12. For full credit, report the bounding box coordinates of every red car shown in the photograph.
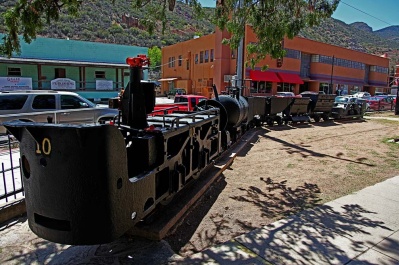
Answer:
[366,97,393,111]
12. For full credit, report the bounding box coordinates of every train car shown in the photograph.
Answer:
[300,92,336,122]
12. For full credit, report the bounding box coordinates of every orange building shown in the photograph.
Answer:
[161,27,389,97]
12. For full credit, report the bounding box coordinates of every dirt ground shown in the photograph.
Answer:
[164,112,399,257]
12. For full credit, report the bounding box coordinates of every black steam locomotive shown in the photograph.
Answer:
[4,55,366,245]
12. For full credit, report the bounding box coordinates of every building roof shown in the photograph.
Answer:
[0,34,148,66]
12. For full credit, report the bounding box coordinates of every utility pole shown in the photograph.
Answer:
[330,55,335,94]
[236,0,244,96]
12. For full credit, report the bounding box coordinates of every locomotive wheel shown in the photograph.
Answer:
[267,118,274,126]
[314,116,321,122]
[322,114,330,121]
[275,116,283,126]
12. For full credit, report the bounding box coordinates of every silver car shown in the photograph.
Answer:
[0,90,118,134]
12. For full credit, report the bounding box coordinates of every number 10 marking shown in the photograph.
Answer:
[36,138,52,155]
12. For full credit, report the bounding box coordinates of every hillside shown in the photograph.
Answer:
[299,18,399,69]
[0,0,215,48]
[1,0,398,70]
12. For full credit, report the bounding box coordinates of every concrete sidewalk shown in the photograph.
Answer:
[1,176,399,264]
[172,176,399,264]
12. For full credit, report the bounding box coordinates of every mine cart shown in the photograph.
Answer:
[331,96,367,119]
[283,97,311,124]
[247,96,292,126]
[301,92,336,122]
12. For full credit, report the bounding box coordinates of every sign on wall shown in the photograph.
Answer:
[96,80,113,90]
[0,77,32,91]
[51,78,76,90]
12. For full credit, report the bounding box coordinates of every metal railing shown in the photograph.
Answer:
[0,134,23,205]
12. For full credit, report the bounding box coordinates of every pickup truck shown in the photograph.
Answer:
[152,95,207,115]
[0,90,118,134]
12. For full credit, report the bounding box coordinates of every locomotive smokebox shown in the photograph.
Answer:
[4,122,132,245]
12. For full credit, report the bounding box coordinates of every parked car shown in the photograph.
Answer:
[374,92,388,96]
[386,94,397,103]
[167,88,187,98]
[300,91,327,96]
[276,92,297,97]
[365,96,393,111]
[333,96,367,117]
[352,92,371,98]
[0,90,118,134]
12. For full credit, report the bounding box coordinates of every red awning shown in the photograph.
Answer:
[277,73,304,84]
[249,70,281,82]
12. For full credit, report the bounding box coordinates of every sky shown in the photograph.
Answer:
[199,0,398,31]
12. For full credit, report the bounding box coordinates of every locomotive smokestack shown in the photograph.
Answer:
[212,84,220,101]
[126,56,149,129]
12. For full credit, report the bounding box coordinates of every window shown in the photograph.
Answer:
[55,68,66,78]
[252,81,272,94]
[277,83,292,92]
[32,95,56,110]
[200,51,204,63]
[61,95,89,109]
[0,95,28,110]
[311,55,320,62]
[191,98,197,108]
[204,50,209,63]
[284,49,300,59]
[315,55,365,70]
[171,57,175,67]
[95,71,106,79]
[210,49,214,62]
[319,55,334,64]
[7,67,21,76]
[178,55,182,66]
[168,57,175,67]
[195,54,199,64]
[371,66,388,73]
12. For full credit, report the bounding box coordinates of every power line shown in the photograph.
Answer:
[341,1,394,27]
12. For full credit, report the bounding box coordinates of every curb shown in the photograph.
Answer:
[0,198,26,225]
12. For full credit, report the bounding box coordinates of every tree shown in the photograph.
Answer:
[1,0,339,66]
[213,0,339,68]
[148,46,162,69]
